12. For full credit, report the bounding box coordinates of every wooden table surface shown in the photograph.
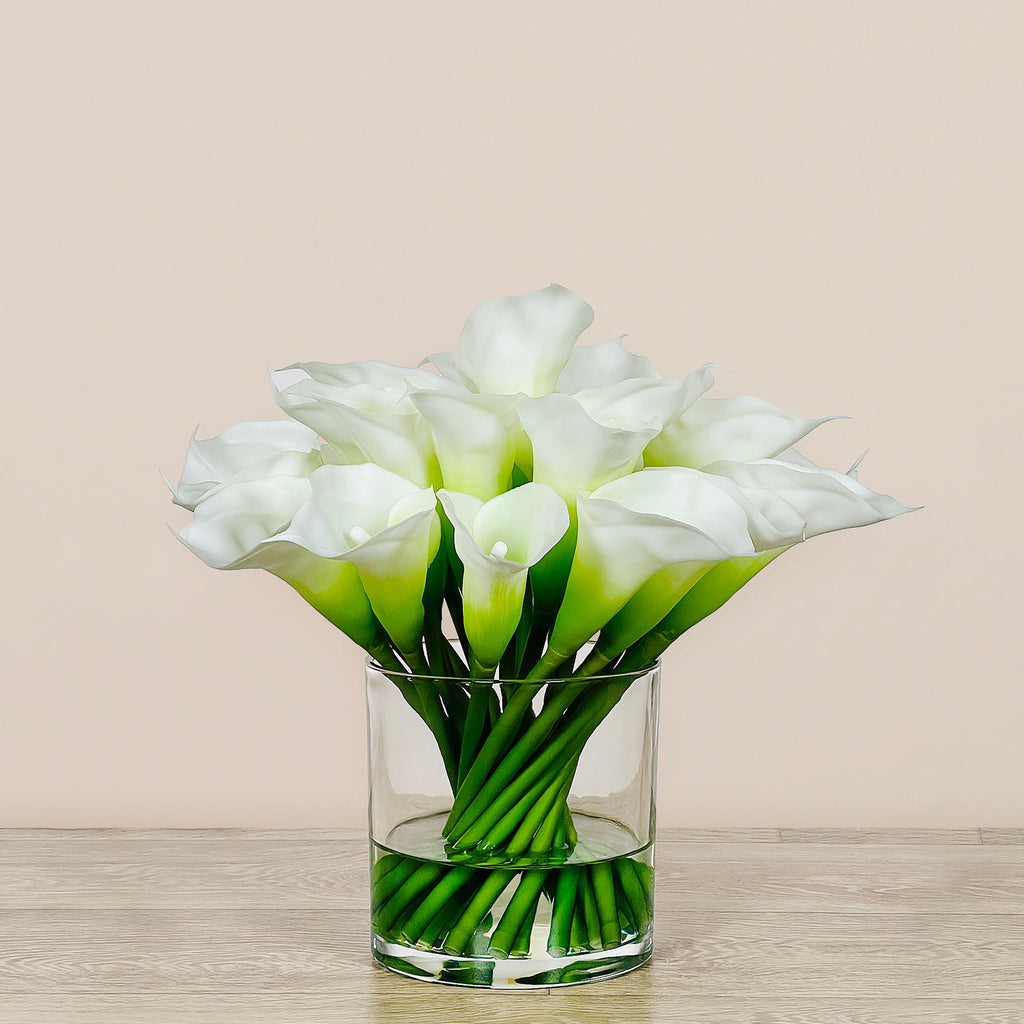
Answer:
[1,828,1022,1022]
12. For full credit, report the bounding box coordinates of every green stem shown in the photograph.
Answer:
[505,756,577,856]
[578,869,602,950]
[372,855,419,906]
[457,685,492,789]
[488,869,549,958]
[443,683,543,835]
[447,678,630,850]
[546,865,580,957]
[442,870,515,955]
[591,861,620,947]
[613,858,650,932]
[416,877,479,950]
[530,771,575,855]
[376,862,445,933]
[399,865,476,945]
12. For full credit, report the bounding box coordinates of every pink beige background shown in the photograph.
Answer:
[2,2,1021,827]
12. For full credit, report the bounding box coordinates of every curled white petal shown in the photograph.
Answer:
[410,391,521,500]
[705,458,916,539]
[645,395,841,469]
[556,336,659,392]
[573,365,715,431]
[274,465,440,654]
[456,284,594,396]
[518,393,657,504]
[272,375,440,488]
[278,359,444,394]
[170,420,321,510]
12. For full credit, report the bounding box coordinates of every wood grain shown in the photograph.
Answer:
[0,828,1020,1020]
[4,993,1024,1024]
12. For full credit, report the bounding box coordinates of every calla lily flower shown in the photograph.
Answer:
[169,420,322,510]
[572,366,715,432]
[538,468,759,675]
[623,457,916,667]
[704,456,915,538]
[273,464,441,658]
[517,393,658,505]
[453,284,594,396]
[439,485,569,672]
[410,390,522,501]
[645,395,840,469]
[174,473,384,652]
[555,336,659,392]
[271,367,441,488]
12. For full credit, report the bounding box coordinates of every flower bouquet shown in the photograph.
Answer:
[170,285,912,987]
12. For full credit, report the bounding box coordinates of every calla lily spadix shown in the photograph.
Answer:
[169,420,322,510]
[439,484,569,673]
[273,464,441,662]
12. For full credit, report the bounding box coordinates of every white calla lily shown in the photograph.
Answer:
[169,420,321,510]
[272,371,441,488]
[410,390,522,500]
[555,335,659,392]
[623,457,916,667]
[455,284,594,396]
[175,474,384,652]
[274,464,441,658]
[572,366,715,431]
[517,393,657,505]
[536,468,757,675]
[704,457,915,539]
[439,485,569,672]
[645,395,841,469]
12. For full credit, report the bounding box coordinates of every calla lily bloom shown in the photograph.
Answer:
[169,420,322,510]
[273,464,441,658]
[645,395,840,469]
[704,456,915,538]
[622,457,916,668]
[517,393,657,505]
[537,468,758,676]
[271,368,441,488]
[411,390,522,501]
[174,474,384,653]
[439,484,569,672]
[572,366,715,432]
[555,336,659,392]
[453,284,594,396]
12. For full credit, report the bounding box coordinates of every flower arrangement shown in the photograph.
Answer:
[170,284,912,985]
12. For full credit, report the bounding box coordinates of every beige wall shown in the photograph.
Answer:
[2,2,1021,827]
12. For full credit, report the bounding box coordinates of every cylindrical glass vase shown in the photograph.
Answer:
[365,658,659,988]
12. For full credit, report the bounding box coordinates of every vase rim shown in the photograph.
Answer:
[364,652,660,686]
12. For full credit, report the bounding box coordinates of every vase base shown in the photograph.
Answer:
[372,933,652,989]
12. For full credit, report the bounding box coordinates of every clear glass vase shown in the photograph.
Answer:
[365,656,659,988]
